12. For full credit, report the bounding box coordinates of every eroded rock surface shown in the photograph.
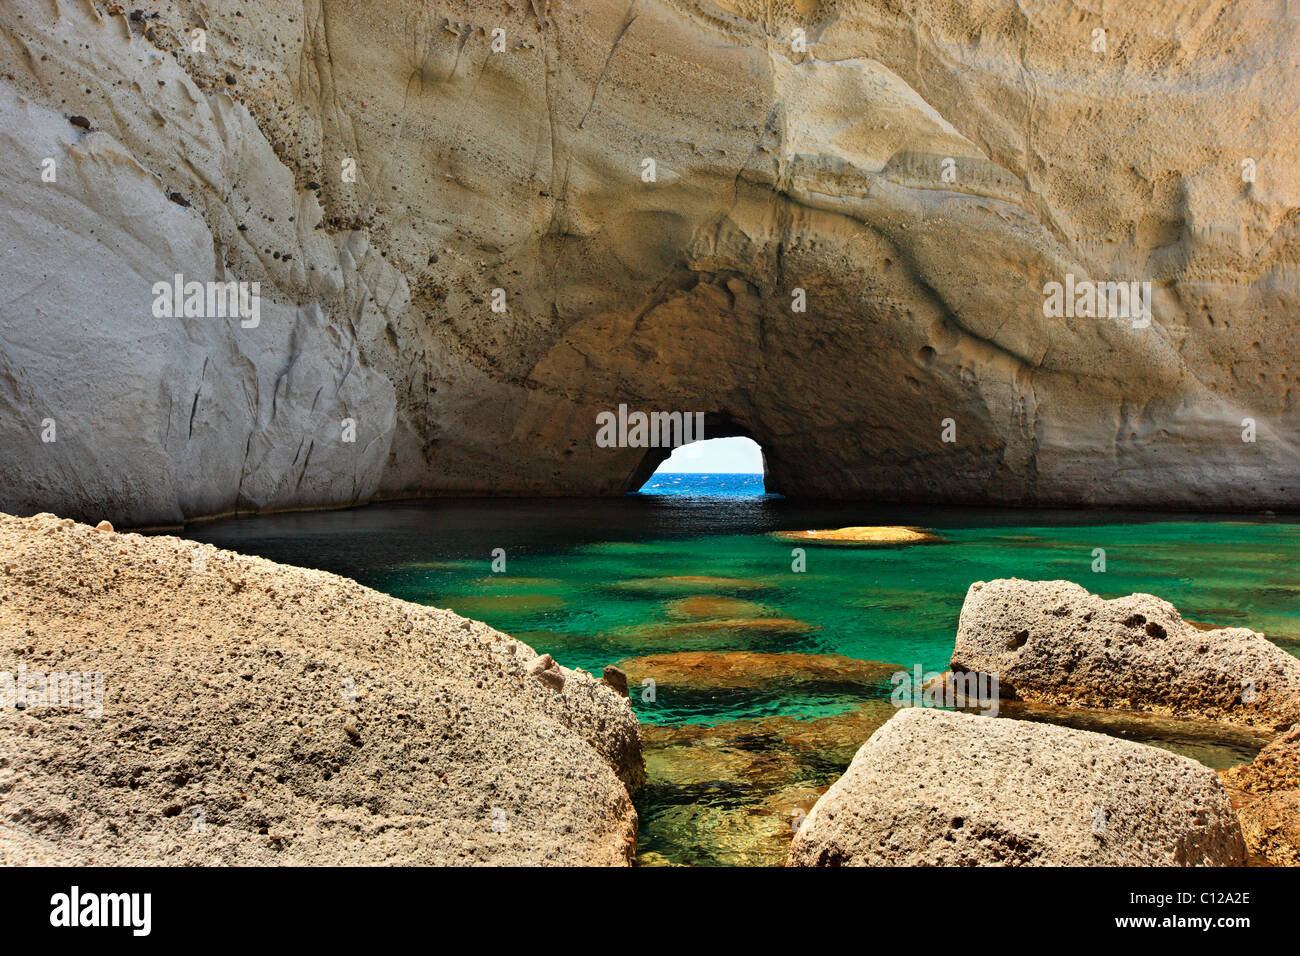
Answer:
[1223,722,1300,793]
[0,512,642,865]
[1236,790,1300,867]
[1222,722,1300,865]
[2,1,1300,524]
[788,708,1246,866]
[953,579,1300,732]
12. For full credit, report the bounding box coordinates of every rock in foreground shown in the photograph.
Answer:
[1222,722,1300,865]
[953,579,1300,732]
[1236,791,1300,867]
[1223,723,1300,794]
[0,513,642,866]
[788,708,1245,866]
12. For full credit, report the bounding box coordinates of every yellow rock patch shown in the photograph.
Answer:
[774,526,940,546]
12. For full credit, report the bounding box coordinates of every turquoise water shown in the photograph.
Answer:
[189,485,1300,865]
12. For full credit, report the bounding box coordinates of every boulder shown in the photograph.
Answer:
[1221,722,1300,866]
[1222,722,1300,794]
[953,579,1300,732]
[788,708,1246,866]
[1236,791,1300,867]
[0,512,642,865]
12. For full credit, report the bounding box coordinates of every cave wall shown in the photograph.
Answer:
[0,0,1297,524]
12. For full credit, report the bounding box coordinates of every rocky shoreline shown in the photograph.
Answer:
[791,578,1300,867]
[4,514,1297,867]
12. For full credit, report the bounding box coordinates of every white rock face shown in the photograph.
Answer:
[788,707,1246,866]
[0,10,399,526]
[2,1,1299,522]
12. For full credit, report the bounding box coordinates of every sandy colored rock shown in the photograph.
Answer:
[1235,790,1300,867]
[1220,722,1300,865]
[953,579,1300,732]
[526,653,567,692]
[774,527,940,546]
[4,1,1300,523]
[600,665,630,698]
[788,708,1246,866]
[618,651,898,692]
[0,512,642,865]
[1222,723,1300,793]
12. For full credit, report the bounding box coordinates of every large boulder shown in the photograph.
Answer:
[0,512,642,865]
[1221,722,1300,866]
[1236,791,1300,867]
[788,708,1245,866]
[953,579,1300,732]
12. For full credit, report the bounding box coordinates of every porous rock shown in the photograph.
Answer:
[788,708,1246,866]
[0,512,643,865]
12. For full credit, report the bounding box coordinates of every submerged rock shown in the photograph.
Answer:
[613,576,768,595]
[774,527,940,547]
[610,617,816,654]
[441,593,567,617]
[0,512,642,866]
[617,651,898,693]
[637,705,896,866]
[788,708,1246,867]
[642,703,896,788]
[953,579,1300,732]
[663,595,773,619]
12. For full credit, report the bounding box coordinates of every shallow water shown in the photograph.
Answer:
[188,482,1298,866]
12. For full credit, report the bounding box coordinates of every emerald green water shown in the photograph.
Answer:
[190,497,1300,866]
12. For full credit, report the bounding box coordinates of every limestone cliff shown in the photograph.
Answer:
[1,0,1297,524]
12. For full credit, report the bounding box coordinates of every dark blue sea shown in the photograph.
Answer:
[635,473,768,498]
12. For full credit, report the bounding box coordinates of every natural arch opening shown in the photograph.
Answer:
[633,436,768,497]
